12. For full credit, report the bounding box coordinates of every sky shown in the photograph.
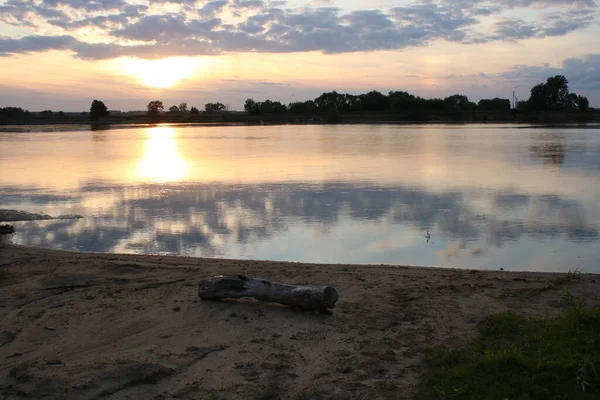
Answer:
[0,0,599,111]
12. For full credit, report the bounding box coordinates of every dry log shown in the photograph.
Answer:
[0,224,15,235]
[198,275,339,313]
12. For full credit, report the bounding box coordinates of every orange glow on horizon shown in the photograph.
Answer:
[114,57,206,88]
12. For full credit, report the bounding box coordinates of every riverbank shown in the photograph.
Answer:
[0,244,599,399]
[2,108,599,127]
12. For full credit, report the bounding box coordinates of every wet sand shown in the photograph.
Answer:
[0,243,598,399]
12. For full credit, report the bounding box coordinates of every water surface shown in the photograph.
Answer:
[1,123,599,272]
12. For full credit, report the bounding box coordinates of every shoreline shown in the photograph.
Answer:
[1,243,599,399]
[1,109,599,130]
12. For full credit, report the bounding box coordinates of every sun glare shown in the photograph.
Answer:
[116,57,203,88]
[138,127,187,182]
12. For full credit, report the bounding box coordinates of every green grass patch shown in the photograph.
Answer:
[422,300,600,399]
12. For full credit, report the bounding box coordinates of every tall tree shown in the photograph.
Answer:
[147,100,164,116]
[90,100,109,119]
[526,75,587,111]
[179,102,188,113]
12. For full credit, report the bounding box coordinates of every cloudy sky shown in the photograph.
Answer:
[1,0,599,111]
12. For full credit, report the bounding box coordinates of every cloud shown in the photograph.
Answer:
[0,35,77,55]
[490,6,596,39]
[503,53,600,90]
[199,0,229,16]
[0,0,598,59]
[41,0,127,12]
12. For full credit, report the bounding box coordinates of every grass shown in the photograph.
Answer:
[553,268,583,285]
[421,296,600,399]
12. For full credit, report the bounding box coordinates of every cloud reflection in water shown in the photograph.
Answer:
[5,181,598,272]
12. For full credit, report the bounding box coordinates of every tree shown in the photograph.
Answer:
[259,100,286,114]
[90,100,109,119]
[444,94,476,110]
[205,102,227,113]
[525,75,585,111]
[314,91,345,111]
[147,100,164,116]
[190,106,200,115]
[179,102,188,113]
[289,100,317,113]
[0,107,28,118]
[244,98,260,114]
[389,91,421,111]
[359,91,390,111]
[169,105,179,113]
[578,95,589,112]
[478,98,511,111]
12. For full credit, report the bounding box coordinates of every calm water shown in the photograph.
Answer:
[1,123,599,273]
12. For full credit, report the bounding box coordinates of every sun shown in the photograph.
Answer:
[116,57,202,88]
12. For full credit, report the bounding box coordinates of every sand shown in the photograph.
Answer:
[0,243,599,399]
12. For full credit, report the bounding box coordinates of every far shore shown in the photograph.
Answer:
[1,243,599,399]
[1,108,599,129]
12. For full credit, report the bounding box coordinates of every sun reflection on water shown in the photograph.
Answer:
[137,127,186,182]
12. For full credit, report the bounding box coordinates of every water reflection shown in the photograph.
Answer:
[530,131,567,166]
[137,127,186,182]
[3,181,598,271]
[1,124,599,272]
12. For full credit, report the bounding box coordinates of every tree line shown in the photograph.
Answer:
[241,75,588,115]
[137,75,589,117]
[0,75,591,123]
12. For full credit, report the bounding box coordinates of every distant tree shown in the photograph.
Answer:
[169,105,180,113]
[39,110,53,117]
[577,95,590,112]
[190,106,200,115]
[0,107,29,123]
[314,91,345,111]
[259,100,286,114]
[389,91,422,111]
[289,100,317,113]
[179,102,188,113]
[359,91,390,111]
[0,107,28,118]
[57,111,65,117]
[244,98,260,114]
[90,100,109,119]
[525,75,586,111]
[444,94,476,110]
[478,98,511,111]
[205,102,227,113]
[242,99,286,115]
[147,100,164,116]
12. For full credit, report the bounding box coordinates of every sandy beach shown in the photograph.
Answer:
[0,243,599,399]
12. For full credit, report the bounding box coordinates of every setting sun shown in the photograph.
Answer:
[115,57,204,88]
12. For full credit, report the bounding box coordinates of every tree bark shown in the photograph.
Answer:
[198,275,339,313]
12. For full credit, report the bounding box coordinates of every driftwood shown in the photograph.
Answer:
[198,275,339,313]
[0,225,15,235]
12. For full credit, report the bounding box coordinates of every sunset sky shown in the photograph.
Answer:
[1,0,599,111]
